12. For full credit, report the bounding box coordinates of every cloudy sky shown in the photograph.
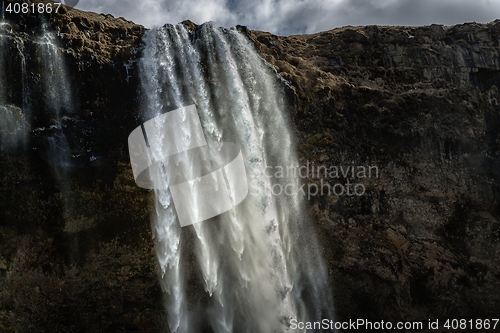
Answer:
[75,0,500,35]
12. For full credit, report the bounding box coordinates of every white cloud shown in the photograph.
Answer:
[76,0,500,35]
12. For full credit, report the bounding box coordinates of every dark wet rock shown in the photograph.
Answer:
[248,22,500,325]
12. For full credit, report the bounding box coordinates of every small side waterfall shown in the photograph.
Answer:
[37,20,73,118]
[35,19,74,182]
[0,20,29,153]
[0,14,74,185]
[34,19,79,262]
[139,23,333,332]
[0,23,5,104]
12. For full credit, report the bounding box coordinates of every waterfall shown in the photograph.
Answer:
[0,22,7,105]
[138,23,333,332]
[37,20,73,119]
[0,18,29,154]
[34,18,79,262]
[0,14,74,180]
[35,19,74,181]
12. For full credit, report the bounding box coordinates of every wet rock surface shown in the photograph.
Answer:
[249,22,500,326]
[1,2,500,331]
[0,2,164,332]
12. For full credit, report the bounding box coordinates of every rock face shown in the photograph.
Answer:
[0,3,166,332]
[1,1,500,331]
[249,23,500,325]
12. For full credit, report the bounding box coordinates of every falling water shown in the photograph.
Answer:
[0,21,7,104]
[0,18,28,153]
[139,23,333,332]
[36,19,74,180]
[0,15,73,174]
[35,18,79,262]
[37,19,73,117]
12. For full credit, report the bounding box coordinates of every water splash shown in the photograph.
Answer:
[139,23,334,332]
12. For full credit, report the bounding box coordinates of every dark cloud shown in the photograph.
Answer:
[76,0,500,35]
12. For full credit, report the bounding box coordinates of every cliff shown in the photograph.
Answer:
[0,3,164,332]
[1,2,499,331]
[248,23,500,324]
